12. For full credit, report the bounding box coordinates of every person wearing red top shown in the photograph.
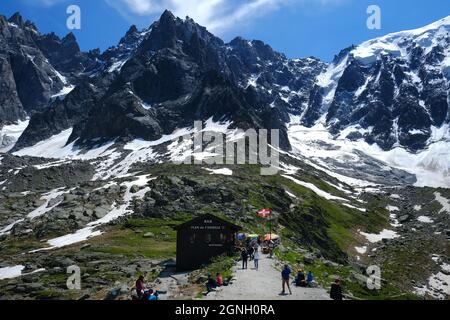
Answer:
[216,273,223,287]
[135,275,145,299]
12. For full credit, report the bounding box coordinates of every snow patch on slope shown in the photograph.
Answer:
[315,56,349,112]
[288,117,450,188]
[108,59,128,73]
[434,193,450,214]
[13,128,118,161]
[30,175,154,251]
[0,188,69,236]
[0,120,30,153]
[11,118,234,181]
[28,188,67,219]
[0,265,25,280]
[282,174,348,202]
[0,219,24,236]
[51,85,75,100]
[355,246,367,255]
[415,271,450,300]
[204,168,233,176]
[417,216,434,223]
[360,229,400,243]
[13,129,75,158]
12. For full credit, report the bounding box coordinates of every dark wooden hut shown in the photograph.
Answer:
[174,214,241,271]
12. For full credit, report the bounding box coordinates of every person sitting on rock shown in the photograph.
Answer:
[216,273,223,287]
[206,273,217,292]
[330,279,343,300]
[135,275,145,299]
[143,289,153,300]
[149,290,159,301]
[307,271,314,287]
[295,269,307,287]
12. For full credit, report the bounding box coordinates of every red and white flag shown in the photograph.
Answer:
[258,208,271,217]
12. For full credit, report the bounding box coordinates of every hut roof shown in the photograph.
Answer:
[174,213,242,231]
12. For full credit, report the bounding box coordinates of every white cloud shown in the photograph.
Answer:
[105,0,342,34]
[119,0,165,14]
[20,0,344,35]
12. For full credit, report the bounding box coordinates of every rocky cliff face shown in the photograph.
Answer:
[0,12,98,127]
[13,10,308,151]
[1,11,450,180]
[302,17,450,151]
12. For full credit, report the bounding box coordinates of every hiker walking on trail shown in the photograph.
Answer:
[281,265,292,295]
[241,248,248,269]
[247,245,254,261]
[330,279,343,300]
[268,240,275,258]
[253,245,261,270]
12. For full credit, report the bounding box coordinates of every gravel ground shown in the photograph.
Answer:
[206,254,331,300]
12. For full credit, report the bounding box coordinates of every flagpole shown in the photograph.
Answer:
[269,214,272,258]
[269,217,272,241]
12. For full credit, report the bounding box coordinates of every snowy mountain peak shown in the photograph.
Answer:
[1,11,450,189]
[401,14,450,36]
[352,15,450,65]
[295,15,450,187]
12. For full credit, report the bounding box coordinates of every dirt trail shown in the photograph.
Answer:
[206,254,331,300]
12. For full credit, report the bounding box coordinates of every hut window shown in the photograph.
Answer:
[190,233,196,244]
[220,233,226,243]
[205,233,212,244]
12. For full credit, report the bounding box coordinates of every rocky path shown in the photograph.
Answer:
[153,269,192,300]
[206,254,331,300]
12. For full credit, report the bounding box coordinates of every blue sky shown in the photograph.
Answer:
[1,0,449,61]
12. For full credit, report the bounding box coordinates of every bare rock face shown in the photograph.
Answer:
[2,10,450,157]
[0,12,97,127]
[0,55,26,125]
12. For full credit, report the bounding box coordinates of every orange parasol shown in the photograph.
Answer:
[264,234,280,241]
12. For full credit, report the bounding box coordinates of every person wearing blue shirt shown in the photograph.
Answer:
[281,265,292,295]
[149,291,159,300]
[307,271,314,287]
